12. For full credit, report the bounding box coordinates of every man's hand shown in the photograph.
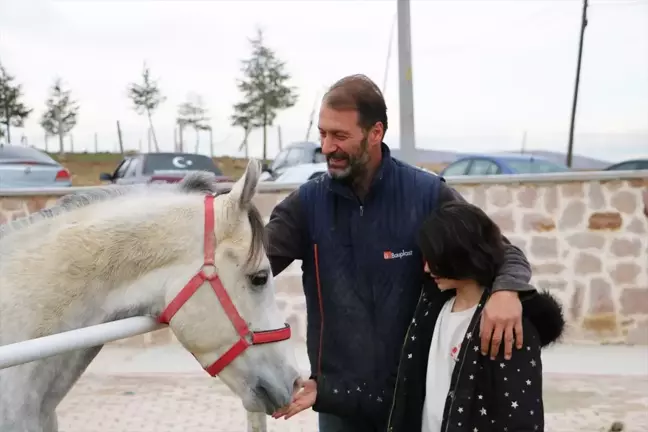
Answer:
[480,290,523,360]
[272,379,317,420]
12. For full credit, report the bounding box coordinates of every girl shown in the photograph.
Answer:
[387,201,565,432]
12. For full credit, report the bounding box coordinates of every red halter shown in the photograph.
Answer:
[157,194,291,376]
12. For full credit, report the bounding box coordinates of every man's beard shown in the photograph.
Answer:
[326,136,370,186]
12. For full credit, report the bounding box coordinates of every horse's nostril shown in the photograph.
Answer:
[256,378,290,412]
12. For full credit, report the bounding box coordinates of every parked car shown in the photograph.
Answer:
[268,162,329,185]
[99,152,232,185]
[0,144,72,188]
[262,141,326,180]
[604,159,648,171]
[439,154,571,177]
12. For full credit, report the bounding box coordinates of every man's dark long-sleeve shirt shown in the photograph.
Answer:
[264,143,534,429]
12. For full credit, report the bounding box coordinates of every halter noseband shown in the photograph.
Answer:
[157,194,291,376]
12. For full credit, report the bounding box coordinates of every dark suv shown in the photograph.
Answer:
[99,152,232,185]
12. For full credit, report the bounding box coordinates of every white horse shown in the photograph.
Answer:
[0,160,299,432]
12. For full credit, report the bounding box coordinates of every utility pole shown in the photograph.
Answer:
[397,0,416,165]
[94,132,98,153]
[277,125,283,152]
[566,0,588,168]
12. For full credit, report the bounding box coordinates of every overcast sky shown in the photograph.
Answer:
[1,0,647,162]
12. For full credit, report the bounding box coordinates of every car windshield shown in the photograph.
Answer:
[0,145,57,165]
[506,159,569,174]
[141,153,223,175]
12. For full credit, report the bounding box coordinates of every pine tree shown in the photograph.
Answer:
[128,62,166,152]
[231,28,298,160]
[0,61,32,144]
[39,78,79,155]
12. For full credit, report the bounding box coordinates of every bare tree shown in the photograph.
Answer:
[127,62,165,152]
[176,92,210,153]
[40,78,79,156]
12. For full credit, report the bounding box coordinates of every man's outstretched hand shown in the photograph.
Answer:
[480,290,523,360]
[272,379,317,420]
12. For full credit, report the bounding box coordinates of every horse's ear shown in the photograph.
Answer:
[228,158,261,210]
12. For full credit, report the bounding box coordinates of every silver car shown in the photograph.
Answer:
[0,145,72,188]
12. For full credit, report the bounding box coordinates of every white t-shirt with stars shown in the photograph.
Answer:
[422,297,478,432]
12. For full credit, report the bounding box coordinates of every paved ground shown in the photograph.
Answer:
[56,343,648,432]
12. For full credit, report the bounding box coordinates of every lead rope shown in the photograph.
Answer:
[246,411,267,432]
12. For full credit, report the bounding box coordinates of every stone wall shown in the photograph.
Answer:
[1,171,647,348]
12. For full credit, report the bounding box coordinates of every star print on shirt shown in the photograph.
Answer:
[511,401,518,409]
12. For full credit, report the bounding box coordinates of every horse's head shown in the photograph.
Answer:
[163,160,300,414]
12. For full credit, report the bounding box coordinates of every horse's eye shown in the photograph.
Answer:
[248,270,268,287]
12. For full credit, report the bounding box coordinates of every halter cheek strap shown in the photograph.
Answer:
[157,194,291,376]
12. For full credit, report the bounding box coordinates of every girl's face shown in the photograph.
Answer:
[424,262,459,291]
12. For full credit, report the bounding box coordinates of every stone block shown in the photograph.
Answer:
[610,262,641,285]
[489,210,516,232]
[601,180,624,192]
[588,212,622,231]
[610,238,642,258]
[626,217,647,234]
[532,262,566,275]
[543,186,559,213]
[522,213,556,232]
[574,252,602,275]
[517,186,538,209]
[560,182,584,198]
[530,236,558,258]
[569,282,585,320]
[471,185,487,208]
[626,319,648,344]
[587,182,606,210]
[587,278,614,314]
[0,198,25,211]
[610,190,637,214]
[536,279,568,291]
[581,313,618,334]
[565,233,605,250]
[488,186,513,208]
[558,200,586,230]
[620,288,648,315]
[505,235,527,252]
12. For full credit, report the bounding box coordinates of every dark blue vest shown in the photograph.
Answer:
[298,145,442,384]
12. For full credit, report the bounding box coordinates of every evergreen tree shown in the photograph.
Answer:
[231,28,298,160]
[0,61,32,144]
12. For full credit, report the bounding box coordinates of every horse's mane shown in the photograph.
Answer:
[0,172,266,266]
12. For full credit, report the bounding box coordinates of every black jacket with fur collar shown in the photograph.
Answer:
[385,278,565,432]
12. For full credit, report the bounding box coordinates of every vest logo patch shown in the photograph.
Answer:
[383,250,413,260]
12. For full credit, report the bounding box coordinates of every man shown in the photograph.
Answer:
[267,74,535,432]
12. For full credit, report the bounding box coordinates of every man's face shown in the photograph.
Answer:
[318,105,380,182]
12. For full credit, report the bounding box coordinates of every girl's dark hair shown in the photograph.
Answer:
[417,200,506,288]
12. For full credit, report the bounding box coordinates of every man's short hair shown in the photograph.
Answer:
[417,201,506,288]
[323,74,388,138]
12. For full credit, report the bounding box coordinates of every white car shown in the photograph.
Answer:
[270,162,329,185]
